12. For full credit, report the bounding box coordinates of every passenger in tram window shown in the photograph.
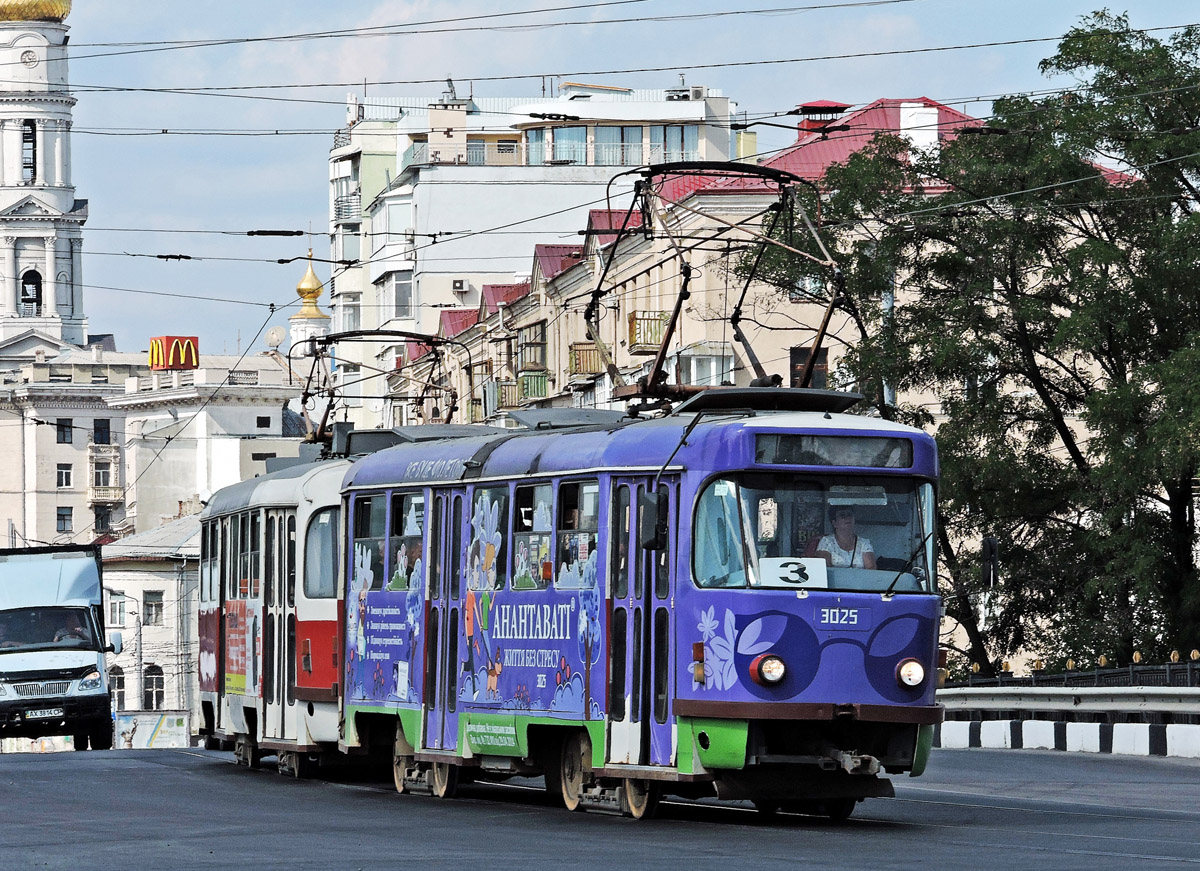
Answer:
[815,506,877,570]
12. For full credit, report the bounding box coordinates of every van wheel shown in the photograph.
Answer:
[824,798,856,821]
[89,727,113,750]
[72,733,89,751]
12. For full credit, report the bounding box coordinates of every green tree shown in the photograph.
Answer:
[749,13,1200,672]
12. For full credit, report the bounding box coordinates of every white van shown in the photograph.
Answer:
[0,546,122,750]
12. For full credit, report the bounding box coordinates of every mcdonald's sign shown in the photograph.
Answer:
[148,336,200,371]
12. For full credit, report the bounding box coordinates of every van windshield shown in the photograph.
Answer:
[0,606,100,654]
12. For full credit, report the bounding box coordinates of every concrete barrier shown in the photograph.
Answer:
[934,721,1183,758]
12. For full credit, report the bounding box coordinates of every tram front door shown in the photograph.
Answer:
[607,477,675,767]
[423,490,462,753]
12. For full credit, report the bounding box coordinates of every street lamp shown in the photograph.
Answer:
[103,587,142,711]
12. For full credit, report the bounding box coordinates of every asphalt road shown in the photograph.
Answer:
[1,747,1198,870]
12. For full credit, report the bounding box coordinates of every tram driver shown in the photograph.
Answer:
[815,506,877,570]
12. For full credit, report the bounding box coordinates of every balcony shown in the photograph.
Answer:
[628,311,671,355]
[333,128,351,149]
[89,443,120,459]
[499,381,520,409]
[88,486,123,505]
[518,372,548,401]
[568,343,604,377]
[334,193,361,223]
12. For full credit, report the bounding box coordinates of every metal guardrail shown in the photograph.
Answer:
[939,686,1200,716]
[951,662,1200,688]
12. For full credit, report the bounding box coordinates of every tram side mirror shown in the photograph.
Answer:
[107,632,123,656]
[638,489,668,551]
[980,536,999,589]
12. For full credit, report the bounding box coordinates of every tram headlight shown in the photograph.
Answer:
[896,658,926,688]
[750,654,787,686]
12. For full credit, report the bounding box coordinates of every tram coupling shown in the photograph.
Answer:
[818,745,881,776]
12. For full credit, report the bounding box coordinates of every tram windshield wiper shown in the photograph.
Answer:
[883,530,934,597]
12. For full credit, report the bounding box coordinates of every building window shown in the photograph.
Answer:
[256,415,270,429]
[143,665,164,711]
[108,590,125,626]
[56,507,72,533]
[94,461,111,488]
[518,321,547,370]
[393,271,413,319]
[110,666,125,711]
[56,464,72,488]
[340,294,360,332]
[19,271,42,316]
[790,346,828,389]
[251,452,276,462]
[552,126,587,164]
[595,125,643,165]
[650,124,699,163]
[679,354,733,387]
[94,508,111,533]
[21,119,35,184]
[526,128,546,165]
[386,201,412,243]
[93,419,111,445]
[143,591,164,626]
[56,418,72,444]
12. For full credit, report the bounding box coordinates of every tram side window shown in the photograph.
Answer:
[286,515,297,608]
[512,483,553,591]
[265,516,276,606]
[305,508,340,599]
[694,478,749,588]
[469,487,509,591]
[236,513,247,597]
[556,480,599,590]
[387,493,424,591]
[611,486,630,599]
[248,512,261,598]
[220,522,229,600]
[352,496,386,591]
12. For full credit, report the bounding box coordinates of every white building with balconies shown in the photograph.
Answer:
[327,80,739,427]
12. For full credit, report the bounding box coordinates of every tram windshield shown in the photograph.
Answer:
[693,474,935,594]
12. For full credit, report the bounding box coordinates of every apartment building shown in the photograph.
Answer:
[327,80,739,427]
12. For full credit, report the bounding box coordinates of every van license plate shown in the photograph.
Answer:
[26,708,64,719]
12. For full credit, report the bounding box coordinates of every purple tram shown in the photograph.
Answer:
[339,389,941,819]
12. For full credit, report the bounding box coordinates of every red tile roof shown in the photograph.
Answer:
[404,340,433,363]
[439,307,479,338]
[657,97,980,203]
[534,244,584,281]
[586,208,644,246]
[481,281,531,316]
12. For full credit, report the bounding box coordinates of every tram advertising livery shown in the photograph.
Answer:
[199,389,942,819]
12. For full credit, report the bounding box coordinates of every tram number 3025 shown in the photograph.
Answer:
[818,608,860,626]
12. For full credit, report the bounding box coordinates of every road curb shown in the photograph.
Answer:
[935,721,1200,758]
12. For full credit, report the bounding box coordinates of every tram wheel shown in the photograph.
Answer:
[623,779,660,820]
[559,731,589,812]
[429,762,459,799]
[824,798,856,821]
[235,737,261,769]
[393,753,414,794]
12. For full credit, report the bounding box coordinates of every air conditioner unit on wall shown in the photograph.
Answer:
[452,279,466,293]
[690,86,708,101]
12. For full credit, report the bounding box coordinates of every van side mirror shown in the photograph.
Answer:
[638,489,668,551]
[980,537,999,588]
[107,632,123,656]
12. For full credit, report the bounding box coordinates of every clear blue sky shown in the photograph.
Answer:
[62,1,1193,355]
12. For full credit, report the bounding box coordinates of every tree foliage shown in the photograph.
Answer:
[748,13,1200,672]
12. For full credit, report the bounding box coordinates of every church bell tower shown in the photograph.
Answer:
[0,0,85,348]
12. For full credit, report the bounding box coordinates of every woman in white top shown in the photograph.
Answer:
[815,506,877,570]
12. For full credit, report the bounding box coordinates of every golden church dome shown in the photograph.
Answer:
[291,251,330,321]
[0,1,72,22]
